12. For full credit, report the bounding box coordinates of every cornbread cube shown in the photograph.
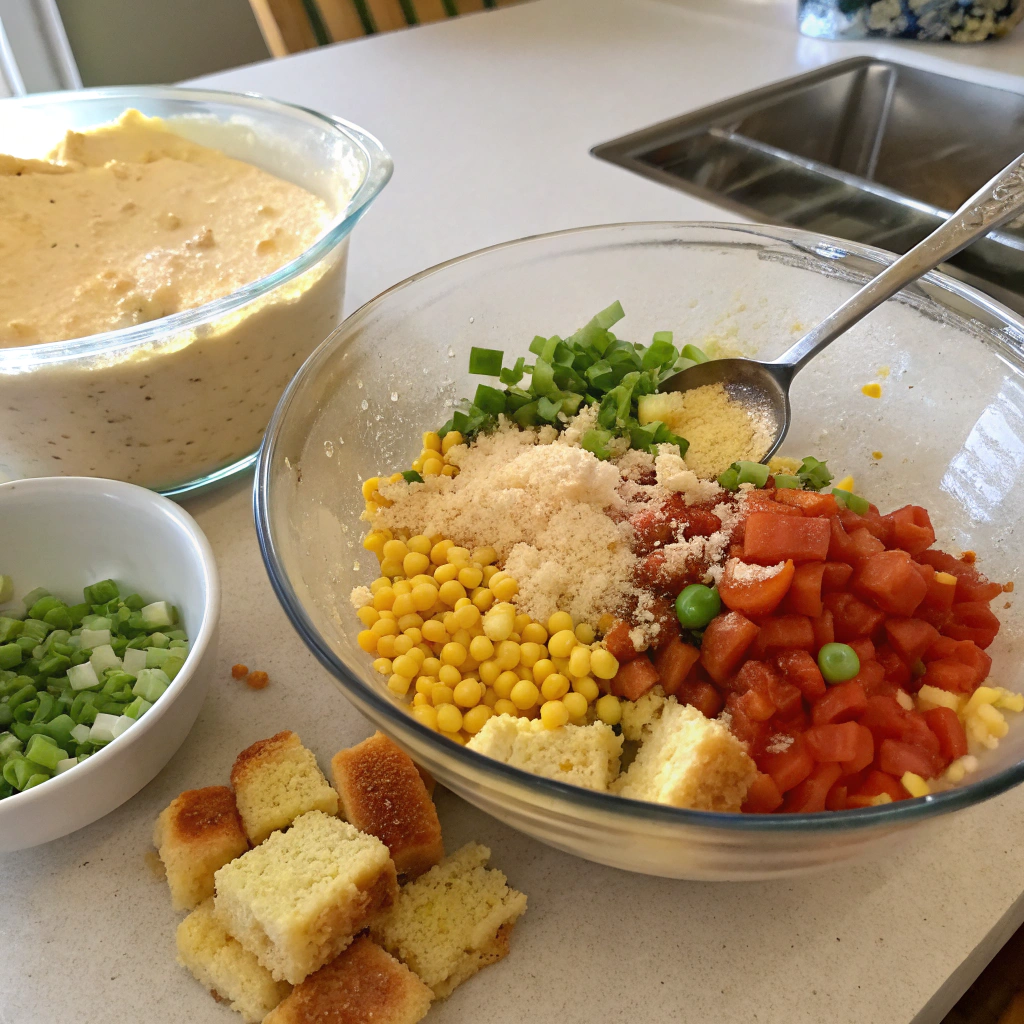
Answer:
[611,697,756,812]
[264,936,431,1024]
[230,730,339,844]
[466,714,622,791]
[331,732,443,878]
[153,786,249,911]
[213,810,397,985]
[372,843,527,999]
[176,900,291,1023]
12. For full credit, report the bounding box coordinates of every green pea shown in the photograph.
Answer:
[818,643,860,683]
[675,584,721,629]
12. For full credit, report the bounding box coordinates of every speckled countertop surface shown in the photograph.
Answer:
[4,2,1024,1022]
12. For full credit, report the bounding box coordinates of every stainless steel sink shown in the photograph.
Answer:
[592,57,1024,313]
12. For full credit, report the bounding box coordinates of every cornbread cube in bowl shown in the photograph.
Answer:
[264,936,431,1024]
[231,731,338,844]
[176,899,291,1023]
[331,732,443,878]
[213,810,397,985]
[154,786,249,911]
[372,842,526,998]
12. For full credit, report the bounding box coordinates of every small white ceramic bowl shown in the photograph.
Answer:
[0,477,219,852]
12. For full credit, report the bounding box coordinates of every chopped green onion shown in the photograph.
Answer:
[132,668,170,703]
[0,617,23,643]
[78,627,111,650]
[0,575,13,604]
[22,773,50,790]
[83,579,119,606]
[88,713,120,744]
[735,461,771,488]
[797,456,833,491]
[717,466,740,492]
[681,343,709,364]
[832,488,871,515]
[68,662,100,692]
[55,757,77,775]
[25,733,67,771]
[140,602,176,630]
[124,697,152,720]
[773,474,802,489]
[468,347,504,376]
[0,643,22,670]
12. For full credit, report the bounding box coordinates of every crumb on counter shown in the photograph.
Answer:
[231,664,249,679]
[861,383,882,398]
[246,670,270,690]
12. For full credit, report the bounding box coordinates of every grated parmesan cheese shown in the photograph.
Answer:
[726,557,785,583]
[349,586,373,610]
[766,733,794,754]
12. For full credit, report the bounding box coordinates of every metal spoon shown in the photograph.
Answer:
[659,151,1024,462]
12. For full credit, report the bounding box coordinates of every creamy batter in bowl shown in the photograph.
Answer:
[0,87,392,495]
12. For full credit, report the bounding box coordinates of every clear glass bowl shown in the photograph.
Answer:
[0,87,392,496]
[255,222,1024,879]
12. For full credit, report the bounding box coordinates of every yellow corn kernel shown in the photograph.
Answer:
[481,564,499,584]
[440,642,467,668]
[478,658,500,685]
[934,571,957,587]
[541,673,570,701]
[370,618,397,639]
[402,552,430,577]
[595,693,621,725]
[438,580,467,607]
[977,702,1008,737]
[430,539,453,566]
[869,793,893,806]
[382,538,408,562]
[507,632,521,644]
[994,688,1024,712]
[591,648,619,680]
[511,613,528,634]
[356,606,379,628]
[391,593,414,618]
[412,692,430,707]
[494,640,521,671]
[421,457,443,477]
[964,686,1000,717]
[362,531,388,557]
[369,576,391,594]
[492,576,519,603]
[482,687,499,709]
[410,573,436,588]
[438,664,462,686]
[372,657,393,675]
[450,628,473,649]
[453,596,472,610]
[567,645,592,679]
[916,685,963,712]
[472,546,498,566]
[409,583,437,613]
[388,674,411,696]
[457,566,484,591]
[551,656,570,675]
[441,430,463,454]
[421,656,441,677]
[895,690,914,711]
[520,622,547,645]
[415,675,436,695]
[372,588,396,612]
[540,700,570,730]
[945,760,966,784]
[548,629,577,660]
[376,635,397,659]
[431,683,455,706]
[835,475,855,493]
[447,731,468,745]
[392,580,413,596]
[574,622,596,645]
[532,658,556,684]
[453,678,482,708]
[901,772,930,798]
[441,611,458,634]
[436,704,463,733]
[392,634,414,656]
[422,619,447,644]
[483,604,515,642]
[469,635,494,662]
[493,670,519,699]
[516,664,534,680]
[493,698,518,717]
[408,646,426,666]
[562,691,589,720]
[463,704,492,734]
[422,430,442,452]
[357,630,377,653]
[412,705,438,729]
[397,613,423,632]
[441,464,457,477]
[361,477,380,500]
[444,546,470,566]
[404,534,430,555]
[453,603,481,631]
[379,559,404,580]
[472,587,495,612]
[510,679,540,710]
[431,564,457,586]
[597,612,616,635]
[547,611,574,634]
[518,642,544,669]
[967,716,999,749]
[390,654,417,679]
[378,609,397,622]
[571,676,600,703]
[861,383,882,399]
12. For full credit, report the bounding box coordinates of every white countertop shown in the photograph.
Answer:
[5,2,1024,1023]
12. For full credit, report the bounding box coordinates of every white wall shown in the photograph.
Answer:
[55,0,270,87]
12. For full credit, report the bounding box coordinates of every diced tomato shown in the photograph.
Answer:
[823,592,886,641]
[875,644,912,687]
[718,558,795,617]
[918,549,1004,604]
[944,602,1000,649]
[629,494,722,557]
[858,695,908,743]
[738,686,776,722]
[732,659,776,696]
[725,699,771,758]
[804,721,861,762]
[848,638,875,663]
[841,724,875,775]
[821,561,854,592]
[766,675,803,717]
[775,649,826,700]
[783,762,843,813]
[899,711,941,755]
[610,656,660,700]
[742,772,784,813]
[632,551,701,595]
[744,513,831,564]
[700,611,760,685]
[884,618,939,665]
[603,620,642,663]
[925,635,959,661]
[878,738,942,780]
[646,596,681,652]
[917,569,957,629]
[853,550,928,616]
[812,680,868,725]
[754,615,815,654]
[825,783,849,811]
[653,638,700,696]
[785,562,826,616]
[758,735,814,793]
[923,706,968,762]
[811,610,835,649]
[828,518,885,564]
[952,640,992,688]
[676,677,724,719]
[887,505,935,556]
[774,489,840,517]
[838,505,894,545]
[851,660,888,697]
[853,769,906,802]
[921,657,978,694]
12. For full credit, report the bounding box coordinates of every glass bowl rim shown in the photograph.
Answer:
[255,219,1024,834]
[0,85,393,369]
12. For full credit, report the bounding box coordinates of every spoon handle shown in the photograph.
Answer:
[774,151,1024,374]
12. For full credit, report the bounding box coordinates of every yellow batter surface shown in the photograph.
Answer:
[0,109,332,347]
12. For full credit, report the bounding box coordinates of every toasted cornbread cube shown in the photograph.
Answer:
[153,786,249,911]
[372,843,527,999]
[231,731,339,844]
[264,936,431,1024]
[176,899,291,1023]
[214,810,397,985]
[611,697,756,811]
[466,714,622,791]
[331,732,443,878]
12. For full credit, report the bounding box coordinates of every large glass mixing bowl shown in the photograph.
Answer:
[255,222,1024,880]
